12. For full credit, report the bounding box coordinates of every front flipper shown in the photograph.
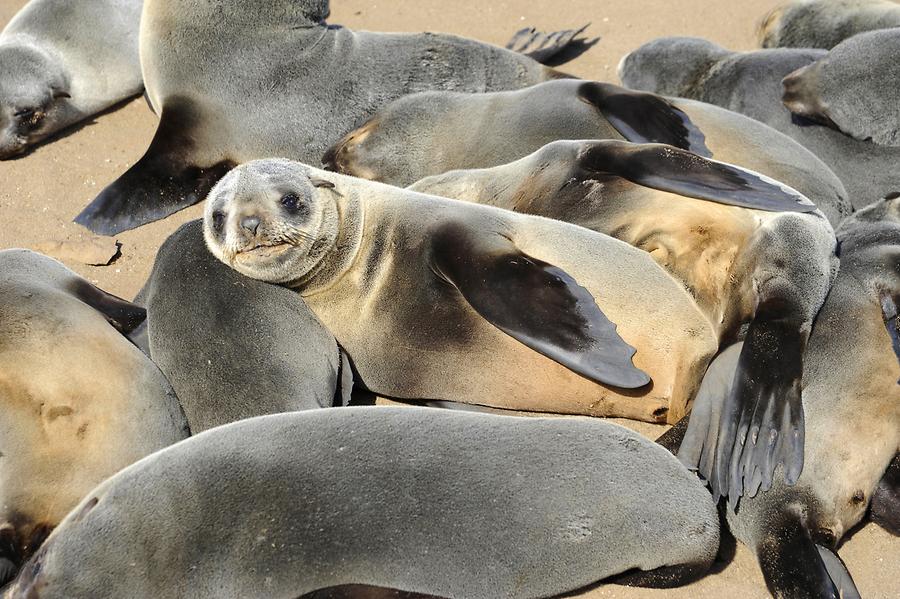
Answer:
[577,140,817,213]
[871,453,900,535]
[577,82,712,157]
[68,278,147,335]
[757,511,860,599]
[430,222,650,389]
[74,96,235,235]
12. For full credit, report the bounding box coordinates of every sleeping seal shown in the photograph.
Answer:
[782,28,900,147]
[676,195,900,598]
[3,408,720,598]
[758,0,900,49]
[0,0,143,159]
[408,139,837,502]
[324,78,851,225]
[0,249,189,585]
[76,0,588,235]
[137,220,351,432]
[618,36,900,208]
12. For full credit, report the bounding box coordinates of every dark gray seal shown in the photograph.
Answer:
[75,0,588,235]
[4,407,720,598]
[0,0,143,159]
[618,36,900,209]
[0,249,189,586]
[137,220,350,433]
[758,0,900,49]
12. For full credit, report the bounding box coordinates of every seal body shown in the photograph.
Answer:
[203,160,721,425]
[4,408,721,599]
[325,78,851,225]
[618,36,900,209]
[0,0,143,158]
[0,249,189,585]
[77,0,569,234]
[138,220,349,432]
[759,0,900,49]
[782,28,900,147]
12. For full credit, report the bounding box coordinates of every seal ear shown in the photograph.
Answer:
[68,279,147,335]
[74,96,235,235]
[577,82,712,157]
[577,140,817,213]
[870,453,900,535]
[430,221,650,389]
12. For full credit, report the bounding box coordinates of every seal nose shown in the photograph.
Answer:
[240,215,260,236]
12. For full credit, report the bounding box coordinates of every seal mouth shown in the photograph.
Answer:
[234,242,294,261]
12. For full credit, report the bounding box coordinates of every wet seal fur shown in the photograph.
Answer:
[782,28,900,147]
[0,249,189,585]
[618,36,900,209]
[0,0,143,159]
[3,408,720,598]
[76,0,584,235]
[202,159,722,424]
[407,139,837,504]
[324,78,850,225]
[136,220,350,433]
[758,0,900,49]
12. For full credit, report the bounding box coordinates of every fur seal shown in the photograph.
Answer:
[324,78,851,225]
[0,249,189,585]
[4,407,721,598]
[676,195,900,598]
[407,139,837,502]
[759,0,900,49]
[75,0,589,235]
[618,36,900,209]
[137,220,351,432]
[0,0,143,159]
[782,28,900,146]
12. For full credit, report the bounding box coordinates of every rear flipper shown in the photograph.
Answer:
[757,510,860,599]
[505,24,598,67]
[604,561,711,589]
[870,452,900,535]
[74,96,235,235]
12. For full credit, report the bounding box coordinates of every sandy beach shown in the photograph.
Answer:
[0,0,896,597]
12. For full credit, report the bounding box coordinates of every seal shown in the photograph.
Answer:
[618,36,900,209]
[674,195,900,599]
[758,0,900,50]
[136,220,351,432]
[0,249,190,586]
[407,139,837,502]
[0,0,143,159]
[75,0,589,235]
[4,407,721,598]
[324,78,851,225]
[782,28,900,146]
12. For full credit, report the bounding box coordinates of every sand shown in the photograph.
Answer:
[0,0,896,597]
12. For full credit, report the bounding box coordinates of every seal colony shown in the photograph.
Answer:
[2,0,900,596]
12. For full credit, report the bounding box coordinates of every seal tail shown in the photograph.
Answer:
[505,24,598,67]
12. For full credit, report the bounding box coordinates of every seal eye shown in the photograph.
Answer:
[280,193,302,211]
[14,108,43,129]
[13,108,34,119]
[212,211,226,232]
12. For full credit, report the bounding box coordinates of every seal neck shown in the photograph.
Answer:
[288,191,363,294]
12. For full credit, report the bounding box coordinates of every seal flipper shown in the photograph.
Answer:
[576,141,817,213]
[577,82,712,157]
[74,96,236,235]
[68,279,147,335]
[870,453,900,535]
[430,221,651,389]
[504,24,598,67]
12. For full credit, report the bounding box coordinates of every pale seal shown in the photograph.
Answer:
[758,0,900,49]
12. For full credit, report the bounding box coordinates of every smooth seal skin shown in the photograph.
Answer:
[618,36,900,209]
[0,0,143,159]
[781,28,900,147]
[324,79,851,226]
[758,0,900,49]
[203,159,722,425]
[137,220,350,432]
[3,408,721,599]
[408,139,838,504]
[0,249,189,586]
[75,0,583,235]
